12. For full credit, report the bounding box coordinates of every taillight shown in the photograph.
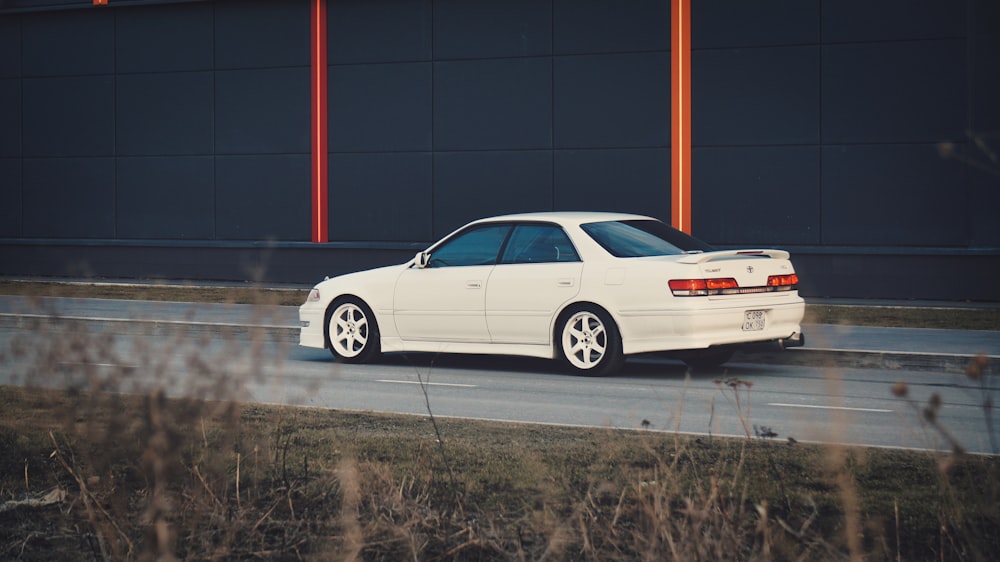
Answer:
[669,278,738,296]
[767,274,799,291]
[707,278,739,290]
[669,279,705,296]
[669,274,799,297]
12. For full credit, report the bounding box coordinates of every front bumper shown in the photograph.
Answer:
[299,303,326,349]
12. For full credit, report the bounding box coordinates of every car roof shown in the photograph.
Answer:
[473,211,655,227]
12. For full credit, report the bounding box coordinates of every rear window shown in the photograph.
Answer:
[581,220,714,258]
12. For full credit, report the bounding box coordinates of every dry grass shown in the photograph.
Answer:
[0,280,308,307]
[2,384,998,561]
[802,304,1000,331]
[1,282,998,560]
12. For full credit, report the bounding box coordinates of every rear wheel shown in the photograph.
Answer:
[681,349,734,371]
[327,297,381,363]
[557,305,624,376]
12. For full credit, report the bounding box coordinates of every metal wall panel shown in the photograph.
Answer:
[115,3,213,73]
[963,0,999,247]
[434,151,552,236]
[433,58,552,151]
[22,76,114,157]
[214,1,308,69]
[0,79,19,157]
[554,53,670,150]
[22,158,115,238]
[822,40,966,144]
[821,145,967,247]
[0,18,19,77]
[433,0,551,59]
[822,0,965,43]
[0,159,20,237]
[215,67,310,155]
[116,157,214,239]
[329,62,432,152]
[328,0,432,64]
[554,149,671,221]
[553,0,668,54]
[116,72,214,156]
[328,153,433,242]
[693,146,821,246]
[20,9,112,76]
[215,154,311,241]
[693,0,818,48]
[693,46,820,146]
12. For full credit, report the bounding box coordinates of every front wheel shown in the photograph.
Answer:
[557,305,624,376]
[327,297,381,364]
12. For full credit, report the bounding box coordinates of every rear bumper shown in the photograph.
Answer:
[618,297,805,355]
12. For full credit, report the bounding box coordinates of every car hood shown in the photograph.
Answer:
[315,262,409,290]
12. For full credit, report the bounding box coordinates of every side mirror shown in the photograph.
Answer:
[414,251,430,269]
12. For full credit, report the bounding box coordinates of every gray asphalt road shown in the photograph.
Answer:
[1,296,997,454]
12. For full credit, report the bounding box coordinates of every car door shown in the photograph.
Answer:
[393,224,510,343]
[486,224,583,345]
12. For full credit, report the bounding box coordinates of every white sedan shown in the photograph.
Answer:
[299,211,805,375]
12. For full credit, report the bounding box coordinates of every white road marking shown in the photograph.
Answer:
[59,361,136,369]
[377,379,477,388]
[767,403,893,414]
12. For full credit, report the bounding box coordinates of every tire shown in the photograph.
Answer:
[681,349,734,371]
[557,304,624,376]
[326,297,381,364]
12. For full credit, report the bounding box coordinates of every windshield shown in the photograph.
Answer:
[581,220,715,258]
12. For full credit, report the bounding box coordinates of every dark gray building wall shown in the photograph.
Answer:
[0,0,998,300]
[326,0,675,242]
[0,1,311,244]
[688,0,999,300]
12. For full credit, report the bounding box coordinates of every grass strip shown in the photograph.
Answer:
[1,385,997,561]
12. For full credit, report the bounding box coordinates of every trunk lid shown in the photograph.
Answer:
[679,250,798,297]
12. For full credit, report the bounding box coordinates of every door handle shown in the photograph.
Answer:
[557,278,574,287]
[466,280,482,289]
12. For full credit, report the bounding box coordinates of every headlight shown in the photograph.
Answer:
[307,288,321,302]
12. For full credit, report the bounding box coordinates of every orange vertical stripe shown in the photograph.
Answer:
[671,0,692,234]
[311,0,329,243]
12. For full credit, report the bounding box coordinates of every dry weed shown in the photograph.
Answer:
[0,294,997,560]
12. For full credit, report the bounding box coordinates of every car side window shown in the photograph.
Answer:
[427,224,510,268]
[500,224,580,264]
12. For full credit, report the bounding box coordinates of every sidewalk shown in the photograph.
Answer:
[1,291,996,374]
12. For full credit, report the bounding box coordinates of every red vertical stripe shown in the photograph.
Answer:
[311,0,329,243]
[671,0,692,234]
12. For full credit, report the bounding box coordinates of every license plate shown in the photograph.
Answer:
[742,310,766,331]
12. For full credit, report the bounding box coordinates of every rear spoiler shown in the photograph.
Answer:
[676,249,790,264]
